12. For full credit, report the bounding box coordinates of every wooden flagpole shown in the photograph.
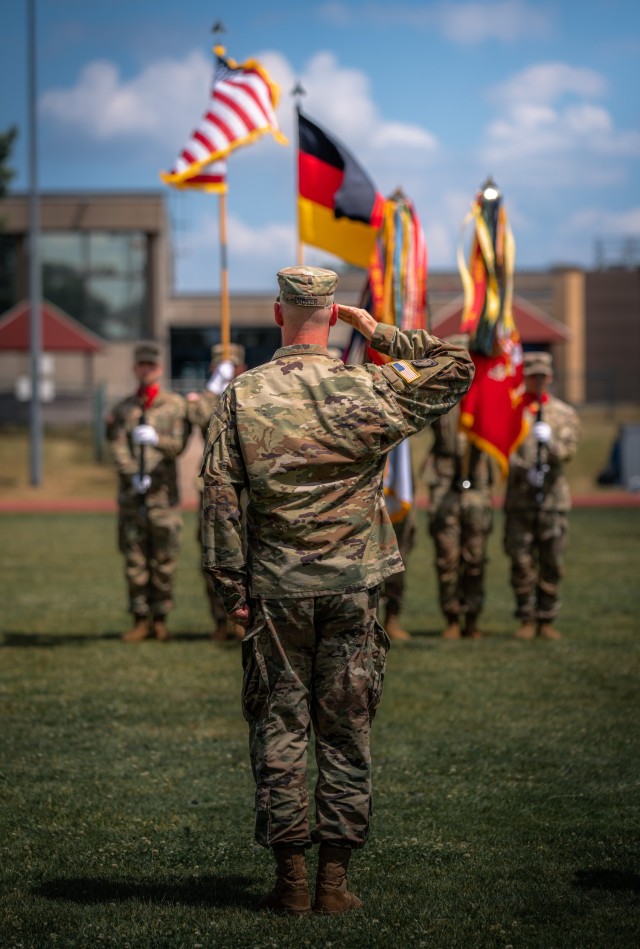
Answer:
[212,20,230,359]
[219,190,230,360]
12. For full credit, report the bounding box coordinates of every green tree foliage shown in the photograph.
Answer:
[0,125,17,200]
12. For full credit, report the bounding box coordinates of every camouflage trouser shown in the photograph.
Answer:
[118,505,183,617]
[429,489,493,620]
[504,508,568,622]
[382,514,415,618]
[197,491,226,624]
[241,588,390,850]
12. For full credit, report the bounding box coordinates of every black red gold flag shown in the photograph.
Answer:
[297,110,386,268]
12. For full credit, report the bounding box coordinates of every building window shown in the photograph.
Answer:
[40,231,148,340]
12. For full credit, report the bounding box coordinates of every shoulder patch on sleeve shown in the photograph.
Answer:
[388,360,421,384]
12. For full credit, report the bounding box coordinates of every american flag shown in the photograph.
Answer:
[161,48,286,187]
[171,159,227,193]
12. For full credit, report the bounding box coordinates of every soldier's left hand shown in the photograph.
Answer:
[231,604,251,628]
[133,424,159,446]
[532,421,551,444]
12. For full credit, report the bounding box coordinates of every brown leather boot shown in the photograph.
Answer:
[384,613,412,641]
[515,621,536,640]
[464,614,482,639]
[122,615,150,642]
[314,845,362,914]
[539,623,562,640]
[153,617,170,641]
[441,620,462,640]
[257,847,311,915]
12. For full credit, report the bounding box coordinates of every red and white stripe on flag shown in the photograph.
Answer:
[171,159,227,193]
[161,48,287,187]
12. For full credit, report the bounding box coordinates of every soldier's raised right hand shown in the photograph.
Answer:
[336,304,377,340]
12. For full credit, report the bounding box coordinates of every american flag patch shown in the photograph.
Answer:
[389,360,420,384]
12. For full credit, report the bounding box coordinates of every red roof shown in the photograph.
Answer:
[0,300,104,353]
[432,295,571,344]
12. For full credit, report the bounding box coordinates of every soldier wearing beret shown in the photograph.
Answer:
[201,266,474,914]
[186,342,247,640]
[504,351,581,640]
[107,341,189,641]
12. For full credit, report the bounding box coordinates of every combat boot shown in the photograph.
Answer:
[515,621,536,640]
[539,623,562,640]
[464,614,482,640]
[384,613,412,641]
[153,616,170,641]
[314,844,362,914]
[441,619,462,640]
[257,847,311,915]
[122,615,150,642]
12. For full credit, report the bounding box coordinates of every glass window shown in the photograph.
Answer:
[40,231,148,340]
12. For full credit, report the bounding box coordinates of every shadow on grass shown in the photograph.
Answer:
[35,874,256,908]
[1,632,123,648]
[573,868,640,892]
[0,631,223,648]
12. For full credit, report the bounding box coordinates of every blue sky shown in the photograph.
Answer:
[1,0,639,292]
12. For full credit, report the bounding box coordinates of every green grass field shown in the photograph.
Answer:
[1,508,640,947]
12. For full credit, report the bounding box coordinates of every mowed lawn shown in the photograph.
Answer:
[1,508,639,948]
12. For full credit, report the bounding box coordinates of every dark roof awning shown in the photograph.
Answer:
[432,295,571,344]
[0,300,104,352]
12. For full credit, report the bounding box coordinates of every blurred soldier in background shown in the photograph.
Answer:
[187,342,247,641]
[380,442,415,642]
[107,341,189,642]
[504,351,581,640]
[201,266,474,915]
[423,336,493,640]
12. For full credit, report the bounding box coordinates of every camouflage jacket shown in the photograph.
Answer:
[424,403,493,509]
[107,389,189,509]
[201,322,474,613]
[505,394,581,512]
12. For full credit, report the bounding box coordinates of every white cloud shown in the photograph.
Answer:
[437,0,550,44]
[491,62,607,107]
[567,206,640,235]
[482,61,640,170]
[318,0,551,43]
[40,47,437,164]
[40,51,211,149]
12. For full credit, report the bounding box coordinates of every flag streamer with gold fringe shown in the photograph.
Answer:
[457,179,527,476]
[345,190,428,523]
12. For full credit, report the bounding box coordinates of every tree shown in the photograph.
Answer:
[0,126,17,200]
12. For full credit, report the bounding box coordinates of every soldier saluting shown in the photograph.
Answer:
[107,341,189,642]
[201,266,474,915]
[504,351,581,640]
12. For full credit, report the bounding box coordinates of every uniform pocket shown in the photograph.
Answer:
[368,619,391,718]
[241,619,271,723]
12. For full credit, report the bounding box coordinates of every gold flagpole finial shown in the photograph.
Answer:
[481,176,500,201]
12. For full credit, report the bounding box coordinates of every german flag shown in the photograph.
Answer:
[298,110,386,269]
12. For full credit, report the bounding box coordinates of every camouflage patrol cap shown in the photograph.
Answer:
[523,351,553,376]
[134,340,162,364]
[277,266,338,307]
[210,342,246,366]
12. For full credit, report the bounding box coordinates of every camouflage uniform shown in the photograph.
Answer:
[108,382,188,620]
[504,360,581,625]
[425,403,493,627]
[187,343,247,633]
[202,267,474,850]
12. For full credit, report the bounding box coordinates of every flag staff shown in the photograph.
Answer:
[292,82,305,265]
[27,0,42,486]
[212,20,230,359]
